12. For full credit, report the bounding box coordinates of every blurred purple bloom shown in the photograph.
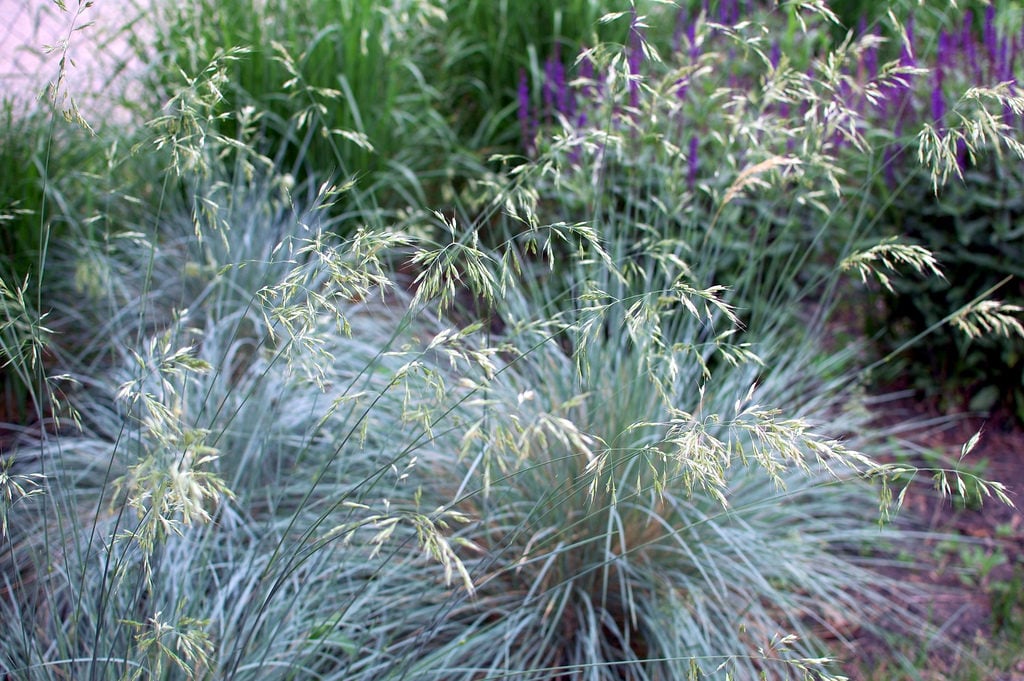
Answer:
[579,50,596,100]
[931,67,946,127]
[542,51,573,122]
[675,8,700,63]
[672,8,685,54]
[542,58,556,118]
[998,36,1012,82]
[718,0,733,25]
[937,29,952,70]
[551,54,572,118]
[984,5,998,70]
[518,69,535,155]
[687,17,699,62]
[676,77,689,101]
[863,29,879,80]
[770,40,781,70]
[671,12,697,101]
[960,10,973,51]
[628,10,644,110]
[962,11,980,79]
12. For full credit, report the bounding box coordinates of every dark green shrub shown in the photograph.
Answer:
[0,96,176,427]
[1,102,50,284]
[867,154,1024,419]
[0,102,105,424]
[832,0,1024,419]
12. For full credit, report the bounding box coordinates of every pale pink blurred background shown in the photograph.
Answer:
[1,0,151,119]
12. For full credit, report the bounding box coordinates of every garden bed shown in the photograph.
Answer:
[3,2,1023,680]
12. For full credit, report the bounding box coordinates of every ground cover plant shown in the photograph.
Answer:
[2,1,1023,680]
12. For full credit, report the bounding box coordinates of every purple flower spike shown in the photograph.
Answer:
[687,18,699,62]
[542,58,555,117]
[676,77,689,101]
[517,69,535,156]
[688,135,699,190]
[864,28,879,80]
[579,50,595,100]
[770,40,781,71]
[718,0,731,25]
[931,68,946,127]
[628,10,644,110]
[998,36,1012,82]
[550,55,572,119]
[962,11,979,79]
[937,30,952,70]
[960,10,973,50]
[984,5,998,68]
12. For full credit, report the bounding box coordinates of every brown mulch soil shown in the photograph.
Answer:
[844,393,1024,679]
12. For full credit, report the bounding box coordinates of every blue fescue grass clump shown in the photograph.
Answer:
[1,1,1022,680]
[370,234,933,679]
